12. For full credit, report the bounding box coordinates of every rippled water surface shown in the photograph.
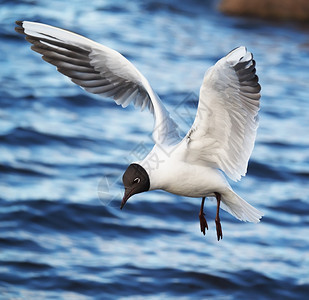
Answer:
[1,0,309,299]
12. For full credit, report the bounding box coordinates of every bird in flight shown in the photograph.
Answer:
[15,21,263,240]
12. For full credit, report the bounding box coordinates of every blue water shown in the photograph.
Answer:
[1,0,309,299]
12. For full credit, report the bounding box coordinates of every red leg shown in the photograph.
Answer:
[214,192,223,241]
[199,197,208,235]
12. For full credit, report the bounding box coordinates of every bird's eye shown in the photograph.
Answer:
[133,177,140,184]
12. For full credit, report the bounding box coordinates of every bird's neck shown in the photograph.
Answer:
[138,144,175,191]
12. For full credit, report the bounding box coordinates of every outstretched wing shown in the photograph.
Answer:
[181,47,260,181]
[15,21,180,146]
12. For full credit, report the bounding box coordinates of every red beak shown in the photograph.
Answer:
[120,188,132,209]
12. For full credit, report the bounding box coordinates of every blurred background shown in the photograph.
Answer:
[1,0,309,299]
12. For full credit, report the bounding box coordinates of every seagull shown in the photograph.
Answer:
[15,21,263,240]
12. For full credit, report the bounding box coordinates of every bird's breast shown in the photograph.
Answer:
[148,159,229,198]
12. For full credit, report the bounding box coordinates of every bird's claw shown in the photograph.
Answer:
[215,218,223,241]
[199,213,208,235]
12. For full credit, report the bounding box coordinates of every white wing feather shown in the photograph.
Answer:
[15,21,180,146]
[182,47,260,181]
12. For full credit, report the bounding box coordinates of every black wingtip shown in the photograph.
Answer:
[15,20,24,34]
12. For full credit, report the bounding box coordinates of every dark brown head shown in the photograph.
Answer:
[120,163,150,209]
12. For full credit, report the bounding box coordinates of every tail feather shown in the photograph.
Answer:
[221,189,263,223]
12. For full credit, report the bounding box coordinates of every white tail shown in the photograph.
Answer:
[221,189,263,223]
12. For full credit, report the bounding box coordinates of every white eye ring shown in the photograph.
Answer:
[133,177,140,184]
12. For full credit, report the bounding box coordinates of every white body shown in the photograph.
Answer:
[141,145,227,198]
[140,143,262,223]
